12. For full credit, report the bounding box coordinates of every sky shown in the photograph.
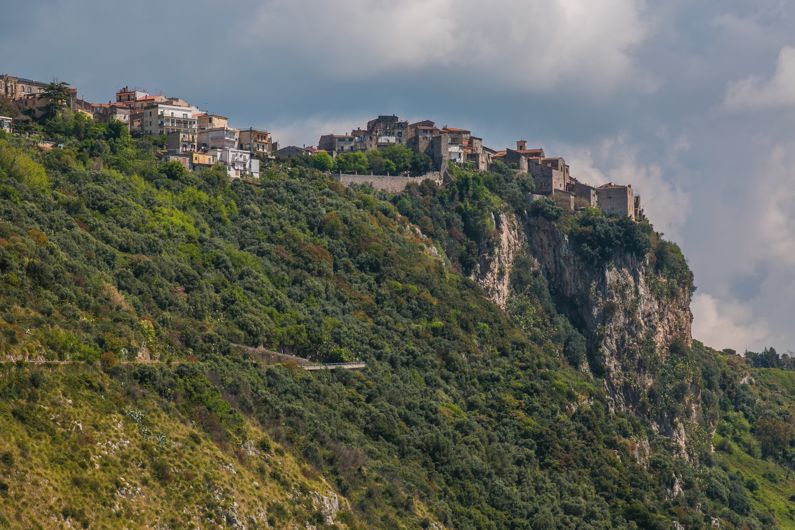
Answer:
[2,0,794,353]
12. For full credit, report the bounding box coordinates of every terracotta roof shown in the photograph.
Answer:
[442,127,471,133]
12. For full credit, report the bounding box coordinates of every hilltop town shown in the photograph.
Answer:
[1,73,641,219]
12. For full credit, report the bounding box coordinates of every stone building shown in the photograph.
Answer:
[0,116,12,132]
[568,178,598,208]
[367,114,408,145]
[1,74,49,101]
[276,145,310,159]
[596,183,635,219]
[502,141,545,171]
[318,134,355,155]
[91,103,130,127]
[528,158,569,194]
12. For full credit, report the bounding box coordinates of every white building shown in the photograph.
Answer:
[447,143,465,163]
[209,147,260,179]
[198,127,239,150]
[0,116,12,133]
[141,102,200,137]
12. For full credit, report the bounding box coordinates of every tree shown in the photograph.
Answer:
[334,152,369,174]
[411,152,432,175]
[756,416,795,460]
[42,82,73,120]
[310,151,334,172]
[380,144,413,173]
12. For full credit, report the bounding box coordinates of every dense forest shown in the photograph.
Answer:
[0,106,793,529]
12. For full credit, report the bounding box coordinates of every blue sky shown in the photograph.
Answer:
[3,0,795,353]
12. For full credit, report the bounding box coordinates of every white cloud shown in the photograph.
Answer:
[691,293,771,352]
[755,142,795,266]
[269,114,371,147]
[724,46,795,110]
[245,0,650,94]
[561,136,690,239]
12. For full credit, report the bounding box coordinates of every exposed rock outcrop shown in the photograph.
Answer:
[473,212,697,442]
[520,216,692,415]
[470,212,523,310]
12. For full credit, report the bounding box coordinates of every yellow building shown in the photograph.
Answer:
[192,152,216,168]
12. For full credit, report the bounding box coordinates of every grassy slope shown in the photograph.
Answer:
[0,363,355,529]
[713,368,795,528]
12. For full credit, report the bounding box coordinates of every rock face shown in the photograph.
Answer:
[470,212,523,310]
[476,213,694,420]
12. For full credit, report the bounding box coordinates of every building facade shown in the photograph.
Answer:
[596,183,635,219]
[198,127,239,150]
[141,102,199,137]
[239,128,273,156]
[197,114,229,131]
[1,75,49,101]
[167,131,197,154]
[209,147,260,179]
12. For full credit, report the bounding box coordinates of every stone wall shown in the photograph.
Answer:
[528,160,567,194]
[596,185,634,219]
[336,172,443,193]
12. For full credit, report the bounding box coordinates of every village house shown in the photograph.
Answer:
[91,103,130,127]
[568,178,598,208]
[442,127,470,164]
[192,151,217,169]
[276,145,310,159]
[318,134,355,154]
[167,131,197,154]
[368,115,408,147]
[1,74,50,101]
[197,113,229,131]
[198,127,239,151]
[239,128,274,157]
[165,153,192,170]
[406,120,438,150]
[113,87,166,132]
[116,86,149,104]
[141,101,200,137]
[209,147,259,179]
[0,116,13,133]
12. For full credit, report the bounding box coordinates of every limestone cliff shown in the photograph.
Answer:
[475,212,696,436]
[522,216,692,410]
[469,212,523,310]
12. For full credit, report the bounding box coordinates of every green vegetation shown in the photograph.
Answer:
[309,144,435,176]
[0,113,792,528]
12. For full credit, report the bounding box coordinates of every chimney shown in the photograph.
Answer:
[516,140,527,151]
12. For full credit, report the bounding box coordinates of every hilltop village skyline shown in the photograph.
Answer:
[1,72,641,218]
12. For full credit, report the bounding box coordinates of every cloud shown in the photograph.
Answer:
[269,115,372,147]
[691,293,771,352]
[561,136,690,239]
[245,0,650,94]
[724,46,795,110]
[755,142,795,266]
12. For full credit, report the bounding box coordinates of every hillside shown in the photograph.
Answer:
[0,115,793,529]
